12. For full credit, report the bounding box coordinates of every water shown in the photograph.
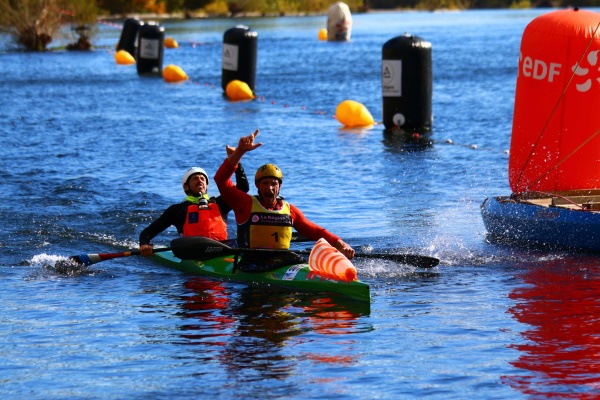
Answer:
[2,8,600,399]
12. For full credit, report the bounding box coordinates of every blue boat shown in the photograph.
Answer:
[481,192,600,252]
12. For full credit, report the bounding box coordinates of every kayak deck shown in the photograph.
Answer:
[153,251,371,304]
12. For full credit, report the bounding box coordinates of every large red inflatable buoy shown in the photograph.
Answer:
[509,9,600,193]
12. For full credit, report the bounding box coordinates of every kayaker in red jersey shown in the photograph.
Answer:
[139,150,249,256]
[215,129,355,264]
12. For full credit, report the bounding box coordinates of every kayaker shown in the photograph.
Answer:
[215,129,355,270]
[139,148,249,256]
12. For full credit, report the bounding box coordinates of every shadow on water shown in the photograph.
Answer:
[502,256,600,397]
[174,277,372,380]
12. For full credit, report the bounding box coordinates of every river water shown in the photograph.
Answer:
[2,8,600,399]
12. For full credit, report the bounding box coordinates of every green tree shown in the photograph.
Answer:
[0,0,98,51]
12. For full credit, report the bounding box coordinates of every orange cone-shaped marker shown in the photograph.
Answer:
[309,238,357,282]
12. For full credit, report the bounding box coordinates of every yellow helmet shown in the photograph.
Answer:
[255,164,283,185]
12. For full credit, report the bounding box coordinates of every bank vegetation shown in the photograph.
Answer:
[1,0,599,50]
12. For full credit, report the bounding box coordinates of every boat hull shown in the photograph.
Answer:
[152,251,371,304]
[481,196,600,252]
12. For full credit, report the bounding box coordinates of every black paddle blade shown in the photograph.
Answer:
[170,237,234,260]
[293,250,439,268]
[386,254,439,268]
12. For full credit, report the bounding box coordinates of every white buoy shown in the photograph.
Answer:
[327,2,352,41]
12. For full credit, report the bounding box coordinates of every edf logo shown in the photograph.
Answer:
[519,52,561,83]
[519,49,600,92]
[572,50,599,92]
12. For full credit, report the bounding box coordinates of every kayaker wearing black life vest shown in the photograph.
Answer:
[214,129,355,264]
[139,156,249,256]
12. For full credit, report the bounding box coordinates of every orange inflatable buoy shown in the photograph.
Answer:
[308,238,357,282]
[225,79,255,101]
[335,100,375,128]
[318,28,327,41]
[163,64,188,83]
[164,37,178,48]
[114,50,135,65]
[509,9,600,193]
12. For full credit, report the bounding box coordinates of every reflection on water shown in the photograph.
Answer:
[504,257,600,397]
[177,278,235,347]
[176,278,370,381]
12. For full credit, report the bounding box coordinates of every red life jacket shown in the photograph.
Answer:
[182,202,227,240]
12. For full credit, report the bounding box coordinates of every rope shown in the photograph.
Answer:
[524,127,600,191]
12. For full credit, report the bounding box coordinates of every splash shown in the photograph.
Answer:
[356,258,427,279]
[28,253,91,276]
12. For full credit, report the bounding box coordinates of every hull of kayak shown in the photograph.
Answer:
[153,251,371,304]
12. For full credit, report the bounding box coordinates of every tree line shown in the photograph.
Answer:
[1,0,599,51]
[95,0,600,14]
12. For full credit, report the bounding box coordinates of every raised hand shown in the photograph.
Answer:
[227,129,262,166]
[237,129,262,153]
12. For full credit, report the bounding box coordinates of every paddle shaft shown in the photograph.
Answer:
[246,248,439,268]
[69,235,439,269]
[70,247,171,266]
[170,237,440,269]
[293,249,439,268]
[69,233,313,266]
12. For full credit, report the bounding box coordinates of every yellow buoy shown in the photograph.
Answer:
[114,50,135,65]
[225,80,255,101]
[335,100,375,128]
[318,28,327,41]
[164,37,178,49]
[162,64,188,83]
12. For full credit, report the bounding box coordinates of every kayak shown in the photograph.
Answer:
[152,250,371,304]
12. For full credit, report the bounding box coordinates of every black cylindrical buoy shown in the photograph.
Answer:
[222,25,258,92]
[382,34,432,133]
[136,22,164,76]
[117,18,142,57]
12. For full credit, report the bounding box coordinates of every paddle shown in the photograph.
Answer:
[68,247,172,266]
[170,237,440,269]
[67,233,312,267]
[67,235,439,269]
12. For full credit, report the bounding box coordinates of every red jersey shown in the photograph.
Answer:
[214,158,341,247]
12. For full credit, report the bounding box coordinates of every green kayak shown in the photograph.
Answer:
[152,250,371,304]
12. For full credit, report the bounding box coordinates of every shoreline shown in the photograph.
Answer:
[97,8,453,21]
[97,6,553,22]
